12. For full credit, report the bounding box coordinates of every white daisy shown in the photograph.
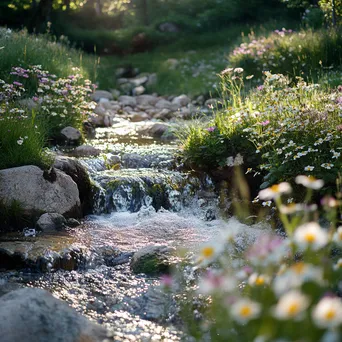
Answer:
[293,222,329,251]
[312,297,342,329]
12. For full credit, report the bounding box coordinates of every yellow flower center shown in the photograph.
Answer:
[201,247,214,259]
[324,309,336,320]
[255,277,265,286]
[240,306,252,317]
[304,233,316,243]
[292,262,306,274]
[288,303,299,316]
[270,184,280,193]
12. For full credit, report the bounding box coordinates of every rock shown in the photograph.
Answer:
[36,213,67,233]
[155,99,173,110]
[130,112,150,122]
[111,89,121,99]
[118,95,137,107]
[82,121,96,139]
[72,145,101,157]
[104,154,121,167]
[136,94,159,106]
[94,104,107,116]
[0,166,81,220]
[146,123,169,138]
[53,156,94,215]
[171,94,191,108]
[154,108,172,120]
[60,126,82,143]
[103,115,113,127]
[158,22,180,33]
[132,85,145,96]
[205,98,222,108]
[119,82,135,95]
[91,90,113,102]
[66,218,80,227]
[130,245,177,275]
[0,288,107,342]
[130,76,149,87]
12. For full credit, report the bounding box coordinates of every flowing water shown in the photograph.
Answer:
[0,119,271,341]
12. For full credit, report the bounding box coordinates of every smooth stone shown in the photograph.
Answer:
[72,145,101,157]
[36,213,67,233]
[60,126,82,142]
[0,288,107,342]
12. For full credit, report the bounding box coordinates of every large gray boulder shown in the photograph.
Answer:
[0,288,107,342]
[0,166,81,218]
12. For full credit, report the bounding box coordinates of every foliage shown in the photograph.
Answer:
[165,179,342,341]
[228,28,342,82]
[182,69,342,191]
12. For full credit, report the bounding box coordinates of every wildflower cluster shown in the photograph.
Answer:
[167,178,342,341]
[184,69,342,189]
[229,28,342,82]
[0,66,96,169]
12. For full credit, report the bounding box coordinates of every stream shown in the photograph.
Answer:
[0,118,271,341]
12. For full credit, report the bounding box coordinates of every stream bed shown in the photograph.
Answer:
[0,120,270,341]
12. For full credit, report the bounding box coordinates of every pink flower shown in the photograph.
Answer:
[260,120,270,126]
[206,126,216,132]
[160,275,173,289]
[257,85,264,91]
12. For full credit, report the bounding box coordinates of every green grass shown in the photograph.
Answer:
[0,116,51,170]
[0,28,99,86]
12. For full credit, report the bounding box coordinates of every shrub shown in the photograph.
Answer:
[182,70,342,192]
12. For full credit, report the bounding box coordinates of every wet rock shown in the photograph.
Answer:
[0,288,107,342]
[72,145,101,157]
[171,94,190,108]
[54,156,94,215]
[36,213,67,233]
[91,90,113,102]
[131,245,177,275]
[60,126,82,144]
[119,95,137,107]
[0,166,81,221]
[66,218,80,227]
[105,153,121,166]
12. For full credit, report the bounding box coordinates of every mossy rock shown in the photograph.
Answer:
[130,245,177,276]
